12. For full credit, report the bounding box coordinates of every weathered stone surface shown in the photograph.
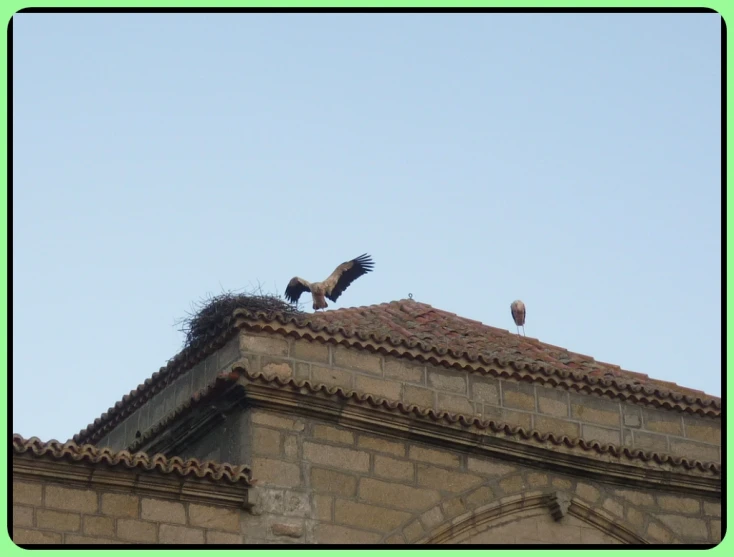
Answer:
[403,385,435,408]
[374,455,414,481]
[312,366,353,390]
[403,519,425,542]
[703,501,721,517]
[655,515,708,540]
[633,430,669,452]
[83,515,115,538]
[501,381,536,411]
[314,494,333,521]
[252,458,302,487]
[527,473,548,487]
[315,524,381,544]
[284,491,310,517]
[253,426,282,456]
[141,498,186,524]
[536,387,569,417]
[420,505,444,529]
[465,486,495,508]
[682,418,721,445]
[582,424,621,446]
[189,504,240,532]
[428,369,467,394]
[385,360,425,384]
[534,415,580,438]
[642,408,683,436]
[469,376,500,405]
[291,339,329,363]
[45,486,98,514]
[13,505,34,527]
[409,445,460,468]
[442,497,467,518]
[551,477,572,490]
[159,524,205,544]
[36,509,80,532]
[656,495,701,514]
[13,481,42,506]
[355,375,402,400]
[271,522,304,538]
[710,519,721,541]
[602,498,624,518]
[336,499,411,532]
[614,489,654,507]
[570,394,620,427]
[499,475,526,494]
[359,478,441,511]
[240,334,289,357]
[101,493,139,518]
[357,434,406,457]
[467,457,515,476]
[206,531,243,544]
[312,424,354,445]
[13,528,62,544]
[251,411,305,432]
[310,468,357,496]
[417,465,483,493]
[303,442,370,473]
[64,534,123,544]
[576,482,601,503]
[333,346,382,375]
[437,393,475,415]
[117,518,157,543]
[669,439,719,463]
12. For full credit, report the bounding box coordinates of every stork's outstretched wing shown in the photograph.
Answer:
[285,277,312,304]
[323,253,374,302]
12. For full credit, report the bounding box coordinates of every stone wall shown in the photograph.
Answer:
[12,479,245,545]
[238,333,721,463]
[70,330,721,545]
[238,407,721,544]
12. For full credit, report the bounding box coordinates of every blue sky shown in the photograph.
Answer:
[12,12,721,443]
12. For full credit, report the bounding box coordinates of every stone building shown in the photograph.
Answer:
[12,299,722,545]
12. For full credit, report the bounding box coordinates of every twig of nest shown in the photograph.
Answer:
[174,282,303,350]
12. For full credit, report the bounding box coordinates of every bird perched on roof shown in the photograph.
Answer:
[285,254,374,311]
[511,300,526,336]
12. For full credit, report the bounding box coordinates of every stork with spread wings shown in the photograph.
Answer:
[285,254,374,311]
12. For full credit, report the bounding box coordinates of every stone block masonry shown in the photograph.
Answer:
[238,333,721,464]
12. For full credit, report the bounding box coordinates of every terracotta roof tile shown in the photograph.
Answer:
[73,299,720,447]
[12,434,253,486]
[235,300,720,412]
[234,364,721,475]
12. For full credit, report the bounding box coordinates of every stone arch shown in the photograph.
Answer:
[417,491,649,545]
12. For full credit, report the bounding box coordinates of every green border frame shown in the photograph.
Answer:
[1,2,727,554]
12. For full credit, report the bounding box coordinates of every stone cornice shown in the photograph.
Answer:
[231,368,720,498]
[13,455,252,510]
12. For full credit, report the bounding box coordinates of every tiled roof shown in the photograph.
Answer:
[127,370,245,452]
[73,299,720,447]
[12,434,253,486]
[234,364,721,475]
[234,299,720,413]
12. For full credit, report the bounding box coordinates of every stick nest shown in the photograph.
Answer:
[175,286,303,350]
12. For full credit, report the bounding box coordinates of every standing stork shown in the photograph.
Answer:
[284,254,374,311]
[511,300,526,336]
